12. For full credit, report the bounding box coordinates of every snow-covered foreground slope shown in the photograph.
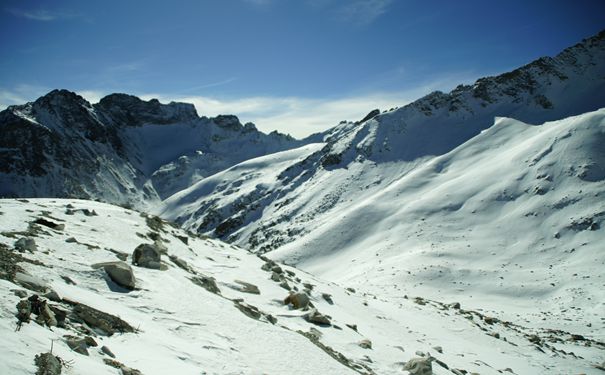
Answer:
[2,199,603,374]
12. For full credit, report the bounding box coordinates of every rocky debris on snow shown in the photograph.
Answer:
[92,261,136,290]
[60,275,76,285]
[304,308,331,326]
[65,335,97,356]
[12,288,28,298]
[190,275,220,294]
[234,280,261,294]
[65,237,77,243]
[103,358,143,375]
[359,339,372,349]
[322,293,334,305]
[16,294,57,329]
[34,352,62,375]
[33,218,65,231]
[14,237,37,252]
[101,345,116,358]
[65,208,97,216]
[346,323,358,331]
[279,280,291,290]
[168,255,191,272]
[402,356,433,375]
[432,345,443,354]
[67,301,135,336]
[233,299,276,324]
[284,291,310,310]
[132,243,163,269]
[0,243,43,282]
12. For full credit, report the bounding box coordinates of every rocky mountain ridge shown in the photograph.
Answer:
[0,90,302,208]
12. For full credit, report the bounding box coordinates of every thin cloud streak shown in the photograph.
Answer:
[339,0,393,26]
[7,8,78,21]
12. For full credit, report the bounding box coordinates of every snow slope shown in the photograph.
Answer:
[1,199,604,374]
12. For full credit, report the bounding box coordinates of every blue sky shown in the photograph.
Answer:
[1,0,604,137]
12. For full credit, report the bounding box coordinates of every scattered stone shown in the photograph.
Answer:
[14,272,50,293]
[346,323,358,331]
[176,235,189,245]
[402,356,433,375]
[61,275,76,285]
[484,316,497,324]
[190,275,220,295]
[169,255,191,272]
[304,308,331,326]
[271,265,283,274]
[65,237,77,243]
[359,339,372,349]
[38,301,58,327]
[234,280,260,294]
[309,327,323,340]
[322,293,334,305]
[132,243,162,269]
[570,334,586,341]
[346,287,356,293]
[432,346,443,354]
[413,297,426,305]
[234,300,262,320]
[70,302,135,336]
[66,337,90,355]
[15,237,37,252]
[279,280,291,290]
[490,332,501,339]
[101,345,116,358]
[33,218,65,231]
[528,334,541,344]
[449,302,461,309]
[284,292,310,309]
[34,352,62,375]
[103,358,143,375]
[93,261,136,290]
[270,272,283,282]
[44,290,62,302]
[303,283,314,291]
[12,289,28,298]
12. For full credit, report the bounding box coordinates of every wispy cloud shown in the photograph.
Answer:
[7,8,78,21]
[339,0,393,26]
[179,77,238,94]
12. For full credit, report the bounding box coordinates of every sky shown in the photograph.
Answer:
[1,0,604,138]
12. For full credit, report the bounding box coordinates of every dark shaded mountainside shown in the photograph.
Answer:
[0,91,302,209]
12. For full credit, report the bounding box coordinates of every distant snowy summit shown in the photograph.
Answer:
[0,90,302,208]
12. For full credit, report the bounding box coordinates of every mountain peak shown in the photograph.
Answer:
[96,93,198,126]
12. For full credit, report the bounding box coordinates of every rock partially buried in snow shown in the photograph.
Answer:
[303,308,331,326]
[359,339,372,349]
[14,237,37,252]
[132,243,162,269]
[284,292,310,310]
[234,280,260,294]
[402,356,433,375]
[34,352,62,375]
[14,272,50,293]
[92,261,136,290]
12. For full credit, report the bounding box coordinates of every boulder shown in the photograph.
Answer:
[14,272,49,293]
[132,243,162,269]
[284,292,310,309]
[359,339,372,349]
[93,261,136,290]
[14,237,37,252]
[34,352,62,375]
[234,280,260,294]
[190,275,220,295]
[402,357,433,375]
[303,308,331,326]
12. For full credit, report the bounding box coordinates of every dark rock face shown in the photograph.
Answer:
[0,88,302,207]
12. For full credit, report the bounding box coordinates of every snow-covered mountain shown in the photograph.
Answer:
[0,91,302,209]
[1,199,603,374]
[158,31,605,348]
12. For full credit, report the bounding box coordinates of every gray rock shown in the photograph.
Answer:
[270,272,283,282]
[66,338,89,356]
[101,345,116,358]
[190,275,220,295]
[93,261,136,290]
[169,255,190,272]
[279,280,291,290]
[271,265,283,274]
[284,292,310,309]
[322,293,334,305]
[359,339,372,349]
[14,272,49,293]
[15,237,37,252]
[304,308,331,326]
[402,357,432,375]
[34,352,62,375]
[65,237,77,243]
[234,280,260,294]
[132,243,162,269]
[12,289,28,298]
